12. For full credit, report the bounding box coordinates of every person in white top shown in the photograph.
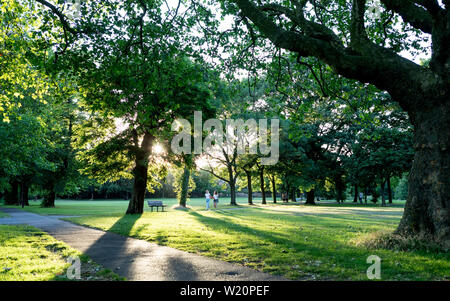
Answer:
[205,190,210,210]
[213,191,219,208]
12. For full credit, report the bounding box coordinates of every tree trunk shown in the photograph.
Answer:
[126,132,153,214]
[127,158,148,214]
[41,190,56,208]
[335,173,346,203]
[371,185,378,203]
[4,181,19,205]
[387,177,393,204]
[260,169,266,204]
[179,166,190,207]
[271,175,277,203]
[381,180,386,207]
[290,187,295,202]
[305,189,316,205]
[353,184,358,203]
[397,104,450,242]
[230,180,237,205]
[20,182,29,208]
[245,170,253,205]
[285,185,290,202]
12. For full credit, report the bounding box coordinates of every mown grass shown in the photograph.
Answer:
[1,198,448,280]
[1,197,407,216]
[0,225,124,281]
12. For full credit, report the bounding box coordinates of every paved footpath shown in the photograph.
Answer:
[0,208,284,281]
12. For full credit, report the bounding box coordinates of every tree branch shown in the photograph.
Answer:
[380,0,433,34]
[232,0,436,109]
[36,0,78,35]
[350,0,369,49]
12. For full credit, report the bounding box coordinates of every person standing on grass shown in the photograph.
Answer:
[213,191,219,208]
[359,192,364,204]
[205,190,211,210]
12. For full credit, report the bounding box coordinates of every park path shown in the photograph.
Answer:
[0,208,284,281]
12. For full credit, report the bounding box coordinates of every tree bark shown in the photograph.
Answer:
[271,175,277,203]
[245,170,253,205]
[305,189,316,205]
[260,168,266,204]
[397,104,450,242]
[126,132,153,214]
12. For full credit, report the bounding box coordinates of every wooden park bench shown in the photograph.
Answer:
[147,200,167,212]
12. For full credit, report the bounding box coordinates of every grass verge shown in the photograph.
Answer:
[0,224,124,281]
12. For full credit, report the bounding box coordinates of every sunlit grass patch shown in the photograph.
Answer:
[0,225,123,281]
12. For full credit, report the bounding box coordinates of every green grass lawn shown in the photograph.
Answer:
[1,198,448,280]
[0,225,123,281]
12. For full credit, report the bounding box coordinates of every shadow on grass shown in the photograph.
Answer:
[187,210,447,280]
[78,213,142,279]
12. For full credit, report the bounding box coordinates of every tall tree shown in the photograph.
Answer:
[224,0,449,241]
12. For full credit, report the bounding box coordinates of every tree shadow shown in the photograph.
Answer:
[78,214,142,279]
[186,210,434,279]
[58,213,200,280]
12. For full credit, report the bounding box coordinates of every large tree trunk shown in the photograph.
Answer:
[271,175,277,203]
[245,170,253,205]
[260,168,266,204]
[353,184,358,203]
[127,160,148,214]
[305,189,316,205]
[20,182,29,208]
[126,132,153,214]
[41,190,56,208]
[4,181,19,205]
[397,104,450,242]
[179,166,191,207]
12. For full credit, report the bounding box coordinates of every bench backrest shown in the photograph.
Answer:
[148,201,163,206]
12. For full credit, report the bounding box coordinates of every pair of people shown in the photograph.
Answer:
[205,190,219,210]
